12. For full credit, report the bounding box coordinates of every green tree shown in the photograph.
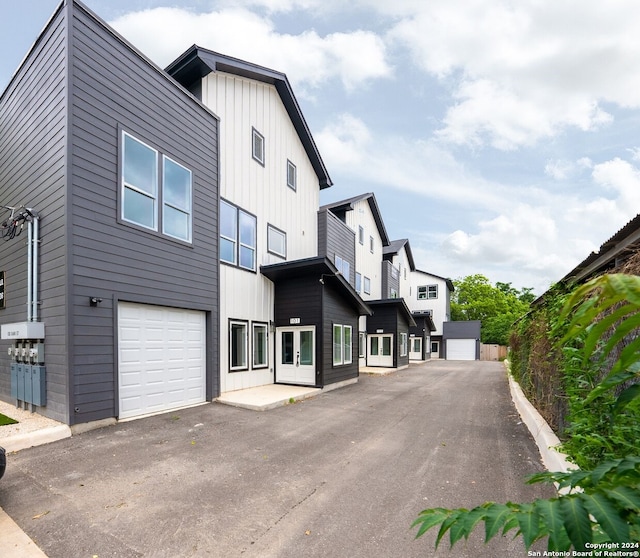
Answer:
[451,275,532,344]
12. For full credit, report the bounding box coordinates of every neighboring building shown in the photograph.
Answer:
[407,270,454,359]
[383,239,414,300]
[442,321,481,360]
[166,47,370,392]
[0,0,220,425]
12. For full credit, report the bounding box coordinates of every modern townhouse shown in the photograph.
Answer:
[166,48,370,393]
[0,0,219,425]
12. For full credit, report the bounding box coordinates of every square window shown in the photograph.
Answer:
[428,285,438,299]
[252,323,268,368]
[417,286,427,300]
[252,128,265,165]
[267,224,286,258]
[287,160,297,191]
[230,320,248,370]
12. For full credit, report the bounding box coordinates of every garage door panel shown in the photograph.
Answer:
[446,339,476,361]
[118,303,206,420]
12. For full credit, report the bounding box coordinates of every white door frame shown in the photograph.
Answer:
[275,325,316,385]
[368,334,394,367]
[409,336,422,360]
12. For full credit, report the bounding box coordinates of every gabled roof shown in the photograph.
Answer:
[260,256,371,316]
[166,46,332,190]
[320,192,390,246]
[383,239,415,271]
[414,268,455,292]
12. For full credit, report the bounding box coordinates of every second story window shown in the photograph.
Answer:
[267,224,286,258]
[358,226,364,245]
[355,272,362,293]
[369,235,374,253]
[122,132,192,242]
[287,160,297,191]
[418,285,439,299]
[335,254,350,279]
[252,128,265,166]
[220,199,256,271]
[364,276,371,295]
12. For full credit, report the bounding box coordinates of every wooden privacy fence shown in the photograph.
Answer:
[480,344,508,361]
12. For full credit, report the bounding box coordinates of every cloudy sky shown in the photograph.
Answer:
[3,0,639,294]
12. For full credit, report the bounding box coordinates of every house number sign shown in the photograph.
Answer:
[289,317,301,325]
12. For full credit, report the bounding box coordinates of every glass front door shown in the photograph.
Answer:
[368,334,394,367]
[276,326,316,385]
[409,337,422,360]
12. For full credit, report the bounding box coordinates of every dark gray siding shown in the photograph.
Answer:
[381,260,399,299]
[367,303,410,368]
[322,284,358,385]
[0,7,69,421]
[317,208,355,287]
[67,4,219,423]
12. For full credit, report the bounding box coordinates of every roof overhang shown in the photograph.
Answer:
[412,312,436,332]
[166,46,332,190]
[367,298,417,327]
[261,257,372,316]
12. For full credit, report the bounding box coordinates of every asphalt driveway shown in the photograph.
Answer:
[0,361,554,557]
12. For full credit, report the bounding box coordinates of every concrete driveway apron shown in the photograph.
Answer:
[0,361,554,558]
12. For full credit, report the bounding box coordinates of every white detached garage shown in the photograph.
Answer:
[446,338,477,361]
[442,320,481,361]
[118,302,206,420]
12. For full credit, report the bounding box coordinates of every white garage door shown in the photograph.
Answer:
[446,338,476,360]
[118,302,206,419]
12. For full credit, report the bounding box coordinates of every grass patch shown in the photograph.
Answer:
[0,413,19,426]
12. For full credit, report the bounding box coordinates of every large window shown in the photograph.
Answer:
[267,224,286,258]
[221,200,256,271]
[230,320,248,371]
[333,324,353,366]
[252,322,268,368]
[122,132,192,242]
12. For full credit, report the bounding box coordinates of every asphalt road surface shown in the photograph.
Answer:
[0,360,554,557]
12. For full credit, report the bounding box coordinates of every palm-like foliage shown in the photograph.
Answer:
[413,274,640,551]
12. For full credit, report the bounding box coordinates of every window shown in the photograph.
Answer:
[267,224,286,258]
[335,254,350,278]
[333,324,353,366]
[359,332,366,358]
[121,132,192,242]
[287,160,297,191]
[369,236,374,253]
[390,288,398,298]
[162,156,192,241]
[230,320,248,371]
[252,323,268,368]
[418,285,437,299]
[221,200,256,271]
[400,332,408,357]
[252,128,265,165]
[122,133,157,230]
[391,266,399,280]
[355,272,362,293]
[358,226,364,245]
[364,276,371,295]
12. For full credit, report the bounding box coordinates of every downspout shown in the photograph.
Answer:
[27,217,33,321]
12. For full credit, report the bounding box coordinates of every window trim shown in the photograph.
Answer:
[358,331,366,358]
[286,160,297,191]
[252,127,265,166]
[400,332,408,357]
[229,319,249,372]
[358,226,364,245]
[121,131,158,232]
[333,324,353,366]
[364,276,371,295]
[355,272,362,293]
[220,199,257,272]
[252,321,269,369]
[267,223,287,258]
[428,285,438,299]
[161,154,192,242]
[369,235,374,253]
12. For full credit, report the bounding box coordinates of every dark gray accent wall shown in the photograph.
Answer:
[381,260,399,299]
[317,208,355,287]
[366,303,410,368]
[0,6,69,420]
[322,283,358,386]
[68,3,219,424]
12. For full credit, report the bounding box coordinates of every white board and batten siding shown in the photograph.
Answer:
[118,302,206,419]
[201,72,321,393]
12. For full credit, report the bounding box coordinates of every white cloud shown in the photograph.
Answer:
[109,7,391,94]
[387,0,640,149]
